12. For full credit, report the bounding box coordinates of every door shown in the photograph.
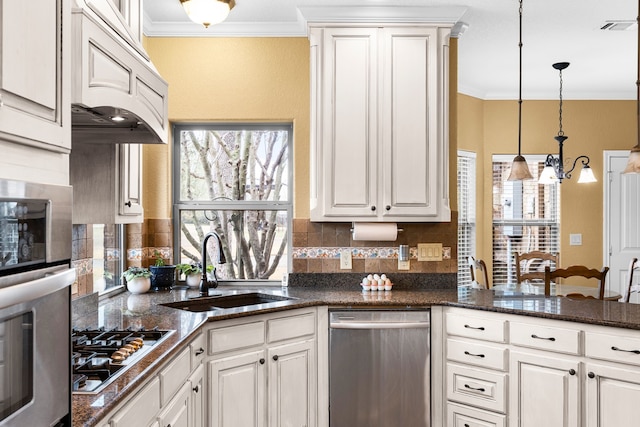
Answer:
[119,143,143,217]
[509,351,580,427]
[585,362,640,427]
[157,382,191,427]
[604,151,640,302]
[208,351,266,427]
[268,340,316,427]
[190,364,204,427]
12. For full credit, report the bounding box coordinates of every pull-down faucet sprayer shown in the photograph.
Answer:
[200,231,227,296]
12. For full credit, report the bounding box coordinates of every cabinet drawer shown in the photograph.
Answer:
[190,333,206,368]
[267,310,316,343]
[110,377,160,427]
[447,402,506,427]
[159,347,191,405]
[446,363,507,413]
[510,321,580,355]
[447,338,508,371]
[585,330,640,366]
[446,312,506,343]
[209,321,265,355]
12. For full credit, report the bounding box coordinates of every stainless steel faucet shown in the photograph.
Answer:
[200,231,227,296]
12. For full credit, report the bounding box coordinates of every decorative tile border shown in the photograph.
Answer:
[72,258,93,275]
[293,246,452,260]
[126,247,173,262]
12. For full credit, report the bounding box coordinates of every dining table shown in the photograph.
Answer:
[491,281,622,301]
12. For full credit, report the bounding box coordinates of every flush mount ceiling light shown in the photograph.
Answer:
[179,0,235,28]
[539,62,596,184]
[507,0,534,181]
[623,0,640,174]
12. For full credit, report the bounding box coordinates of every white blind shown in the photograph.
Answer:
[492,156,560,285]
[458,151,476,286]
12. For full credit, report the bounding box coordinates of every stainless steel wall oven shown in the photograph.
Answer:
[0,179,74,427]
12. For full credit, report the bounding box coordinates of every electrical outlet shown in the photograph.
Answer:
[417,243,443,261]
[398,259,410,270]
[340,249,352,269]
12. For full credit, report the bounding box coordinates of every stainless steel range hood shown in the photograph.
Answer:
[71,0,168,144]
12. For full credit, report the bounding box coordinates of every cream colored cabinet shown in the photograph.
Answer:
[206,308,319,427]
[309,25,451,222]
[158,382,192,427]
[70,142,143,224]
[0,0,70,152]
[190,364,205,427]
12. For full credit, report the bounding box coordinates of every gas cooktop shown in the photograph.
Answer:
[72,327,174,394]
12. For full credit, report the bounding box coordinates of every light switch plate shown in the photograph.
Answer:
[417,243,443,261]
[569,234,582,246]
[340,249,352,269]
[398,259,410,270]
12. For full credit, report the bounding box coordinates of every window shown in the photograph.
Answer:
[173,124,292,281]
[492,155,560,285]
[93,224,124,294]
[458,151,476,286]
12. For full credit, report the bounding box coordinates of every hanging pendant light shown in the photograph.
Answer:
[538,62,596,184]
[507,0,534,181]
[179,0,235,28]
[623,0,640,174]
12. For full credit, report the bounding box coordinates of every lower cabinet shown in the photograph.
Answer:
[158,382,192,427]
[584,362,640,427]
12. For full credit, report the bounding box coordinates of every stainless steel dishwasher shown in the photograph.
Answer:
[329,310,431,427]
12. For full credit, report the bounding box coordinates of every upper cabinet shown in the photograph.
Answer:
[0,0,71,152]
[309,24,451,222]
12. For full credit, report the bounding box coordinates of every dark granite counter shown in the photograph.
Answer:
[72,274,640,426]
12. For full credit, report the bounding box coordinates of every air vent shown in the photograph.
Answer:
[600,20,636,31]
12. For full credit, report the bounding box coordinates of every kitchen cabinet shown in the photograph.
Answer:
[70,142,143,224]
[206,308,319,427]
[309,25,451,222]
[0,0,70,152]
[157,381,191,427]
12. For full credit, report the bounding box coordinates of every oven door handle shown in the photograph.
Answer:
[0,268,76,310]
[330,321,430,330]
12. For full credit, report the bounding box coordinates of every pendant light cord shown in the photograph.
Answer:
[557,68,564,137]
[518,0,523,156]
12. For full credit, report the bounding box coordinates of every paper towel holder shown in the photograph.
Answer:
[349,225,404,233]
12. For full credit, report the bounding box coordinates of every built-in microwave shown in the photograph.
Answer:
[0,179,75,427]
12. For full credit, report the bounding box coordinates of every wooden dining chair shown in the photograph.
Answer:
[515,251,559,283]
[544,265,609,299]
[469,256,490,289]
[623,257,639,303]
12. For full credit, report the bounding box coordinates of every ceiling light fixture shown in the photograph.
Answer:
[179,0,235,28]
[539,62,596,184]
[507,0,534,181]
[623,0,640,174]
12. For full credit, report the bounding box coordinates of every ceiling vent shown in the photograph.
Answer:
[600,20,637,31]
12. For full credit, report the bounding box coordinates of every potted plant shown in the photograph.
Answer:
[121,266,152,294]
[176,263,214,288]
[149,250,176,290]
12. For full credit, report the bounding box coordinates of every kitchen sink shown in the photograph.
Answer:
[160,292,296,313]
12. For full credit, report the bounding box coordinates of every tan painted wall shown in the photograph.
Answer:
[458,95,635,271]
[143,37,311,219]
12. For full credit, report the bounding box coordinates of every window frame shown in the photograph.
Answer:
[172,123,294,282]
[457,150,477,287]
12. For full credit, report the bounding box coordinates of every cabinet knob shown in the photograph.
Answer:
[273,355,279,361]
[124,201,132,207]
[371,206,376,211]
[588,372,596,379]
[569,369,576,375]
[385,205,391,211]
[193,385,199,393]
[259,358,265,364]
[195,348,205,356]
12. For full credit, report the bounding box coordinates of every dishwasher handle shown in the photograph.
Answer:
[330,321,430,330]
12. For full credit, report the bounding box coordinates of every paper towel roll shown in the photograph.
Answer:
[351,222,398,241]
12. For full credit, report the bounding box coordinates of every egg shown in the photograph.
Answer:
[362,277,370,285]
[381,274,387,281]
[367,274,373,281]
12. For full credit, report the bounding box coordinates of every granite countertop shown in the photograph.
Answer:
[72,273,640,427]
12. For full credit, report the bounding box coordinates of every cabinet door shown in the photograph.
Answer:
[267,340,316,427]
[585,362,640,427]
[209,351,266,427]
[312,27,378,220]
[509,351,580,427]
[0,0,70,151]
[380,27,440,218]
[119,143,143,217]
[190,364,205,427]
[157,382,191,427]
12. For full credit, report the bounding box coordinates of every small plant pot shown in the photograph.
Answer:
[150,265,176,290]
[186,274,201,288]
[127,277,151,294]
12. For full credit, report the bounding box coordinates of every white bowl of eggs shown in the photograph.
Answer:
[361,273,393,291]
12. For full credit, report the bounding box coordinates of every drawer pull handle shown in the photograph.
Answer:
[464,324,485,331]
[273,355,279,361]
[195,348,205,356]
[588,372,596,379]
[464,351,485,358]
[464,384,485,392]
[611,346,640,355]
[569,369,576,375]
[259,358,265,365]
[531,334,556,341]
[193,385,199,393]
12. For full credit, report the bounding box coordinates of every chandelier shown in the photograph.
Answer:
[179,0,235,28]
[539,62,597,184]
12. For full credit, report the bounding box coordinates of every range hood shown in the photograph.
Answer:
[71,0,168,144]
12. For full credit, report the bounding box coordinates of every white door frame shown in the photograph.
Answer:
[603,150,629,267]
